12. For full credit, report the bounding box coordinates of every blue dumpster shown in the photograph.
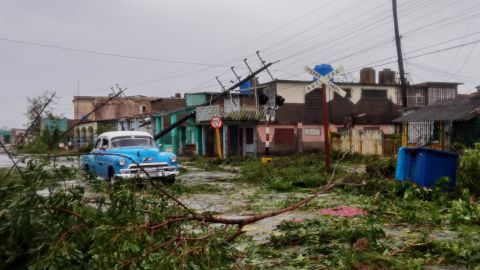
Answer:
[395,147,458,189]
[395,147,416,181]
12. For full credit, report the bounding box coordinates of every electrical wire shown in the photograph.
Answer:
[0,36,230,68]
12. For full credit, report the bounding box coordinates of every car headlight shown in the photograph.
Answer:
[170,156,177,163]
[118,158,126,166]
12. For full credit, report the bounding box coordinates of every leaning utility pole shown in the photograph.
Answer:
[60,86,127,139]
[392,0,409,146]
[153,62,273,141]
[392,0,408,109]
[19,91,57,145]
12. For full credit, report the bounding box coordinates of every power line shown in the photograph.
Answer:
[272,1,478,76]
[119,0,341,93]
[0,36,231,68]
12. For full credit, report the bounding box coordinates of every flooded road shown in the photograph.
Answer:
[0,153,14,168]
[3,155,323,244]
[177,164,322,243]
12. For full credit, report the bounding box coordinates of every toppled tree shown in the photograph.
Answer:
[0,152,356,269]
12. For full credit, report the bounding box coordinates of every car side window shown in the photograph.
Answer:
[101,138,109,149]
[94,138,102,149]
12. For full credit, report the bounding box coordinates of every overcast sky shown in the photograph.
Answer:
[1,0,479,128]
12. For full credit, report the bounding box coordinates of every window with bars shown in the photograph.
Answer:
[428,88,456,104]
[334,88,351,99]
[406,89,426,107]
[274,128,295,144]
[305,88,323,108]
[361,89,387,99]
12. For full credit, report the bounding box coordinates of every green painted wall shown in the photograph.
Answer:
[185,93,207,106]
[43,118,68,132]
[152,108,202,155]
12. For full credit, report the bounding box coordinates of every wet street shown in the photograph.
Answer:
[177,164,323,243]
[0,153,14,168]
[3,154,322,245]
[1,154,472,268]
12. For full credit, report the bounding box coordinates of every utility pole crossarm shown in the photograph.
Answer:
[153,62,274,140]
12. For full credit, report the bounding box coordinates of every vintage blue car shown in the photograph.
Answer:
[81,131,179,183]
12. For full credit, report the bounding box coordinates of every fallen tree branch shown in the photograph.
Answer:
[37,206,88,225]
[390,242,427,256]
[149,175,364,243]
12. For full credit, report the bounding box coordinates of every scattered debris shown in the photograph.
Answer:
[318,205,368,217]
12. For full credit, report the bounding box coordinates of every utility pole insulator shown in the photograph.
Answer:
[230,66,241,82]
[215,76,226,91]
[243,58,253,74]
[256,51,275,81]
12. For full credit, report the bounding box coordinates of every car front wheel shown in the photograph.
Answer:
[163,175,175,184]
[107,167,115,186]
[84,165,92,180]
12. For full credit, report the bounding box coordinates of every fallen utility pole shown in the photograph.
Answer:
[154,62,273,140]
[60,86,127,140]
[0,140,25,179]
[19,91,56,145]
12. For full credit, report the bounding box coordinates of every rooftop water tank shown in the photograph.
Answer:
[360,67,376,84]
[379,68,396,84]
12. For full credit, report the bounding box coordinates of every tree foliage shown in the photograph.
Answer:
[25,91,55,137]
[0,159,234,269]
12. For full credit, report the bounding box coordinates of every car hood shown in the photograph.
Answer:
[107,147,172,163]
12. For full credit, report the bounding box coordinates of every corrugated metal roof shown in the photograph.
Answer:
[393,98,480,122]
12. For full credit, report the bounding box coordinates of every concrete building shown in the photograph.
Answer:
[73,119,117,149]
[10,129,26,146]
[0,130,11,144]
[73,95,155,121]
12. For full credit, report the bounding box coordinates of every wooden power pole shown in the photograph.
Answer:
[392,0,409,146]
[392,0,408,108]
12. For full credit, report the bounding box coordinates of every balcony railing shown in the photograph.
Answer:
[195,104,265,123]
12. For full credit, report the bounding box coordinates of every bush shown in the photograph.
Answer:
[365,158,396,179]
[458,143,480,196]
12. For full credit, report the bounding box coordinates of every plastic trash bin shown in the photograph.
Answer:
[395,147,458,189]
[413,148,458,189]
[395,147,417,181]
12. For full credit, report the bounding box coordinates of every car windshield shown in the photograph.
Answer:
[110,136,155,148]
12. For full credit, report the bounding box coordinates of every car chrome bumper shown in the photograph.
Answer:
[115,166,179,179]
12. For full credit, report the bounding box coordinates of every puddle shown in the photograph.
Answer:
[182,193,250,213]
[36,179,91,197]
[431,230,457,241]
[0,153,29,168]
[242,211,318,244]
[0,153,14,167]
[177,169,238,183]
[425,266,467,270]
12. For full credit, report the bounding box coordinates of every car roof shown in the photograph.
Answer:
[98,131,153,140]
